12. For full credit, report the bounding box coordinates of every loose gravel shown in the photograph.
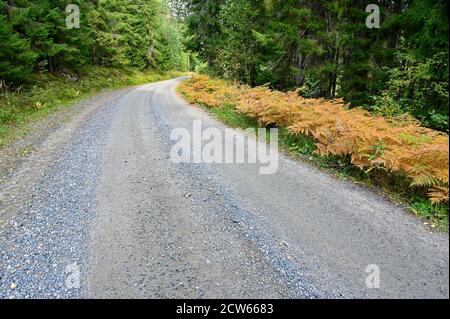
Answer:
[0,94,122,298]
[0,78,448,299]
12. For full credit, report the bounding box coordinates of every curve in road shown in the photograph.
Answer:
[0,78,448,299]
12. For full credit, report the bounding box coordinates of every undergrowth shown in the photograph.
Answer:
[178,75,449,229]
[0,66,184,148]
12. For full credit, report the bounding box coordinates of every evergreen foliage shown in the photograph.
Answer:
[0,0,186,86]
[182,0,449,131]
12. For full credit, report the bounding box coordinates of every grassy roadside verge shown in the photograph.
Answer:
[0,66,184,149]
[177,80,449,230]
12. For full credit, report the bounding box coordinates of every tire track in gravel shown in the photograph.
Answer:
[85,82,316,298]
[0,78,448,299]
[0,89,130,298]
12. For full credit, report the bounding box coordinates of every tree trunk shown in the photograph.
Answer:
[207,54,212,68]
[48,56,54,73]
[330,45,340,98]
[296,52,306,87]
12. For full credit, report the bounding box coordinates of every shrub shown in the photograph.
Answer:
[180,75,449,204]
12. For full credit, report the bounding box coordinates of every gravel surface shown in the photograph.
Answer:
[0,78,448,299]
[0,91,126,298]
[85,82,325,298]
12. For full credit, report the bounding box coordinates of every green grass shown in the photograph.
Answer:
[180,94,449,229]
[208,103,257,129]
[0,66,184,148]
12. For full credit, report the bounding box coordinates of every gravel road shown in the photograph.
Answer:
[0,78,448,299]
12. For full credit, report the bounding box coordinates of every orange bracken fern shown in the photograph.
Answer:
[179,75,449,203]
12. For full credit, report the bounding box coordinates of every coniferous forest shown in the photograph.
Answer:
[0,1,449,212]
[1,0,448,131]
[177,0,449,132]
[0,0,449,300]
[0,0,187,80]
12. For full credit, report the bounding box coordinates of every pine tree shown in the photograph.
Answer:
[0,7,37,84]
